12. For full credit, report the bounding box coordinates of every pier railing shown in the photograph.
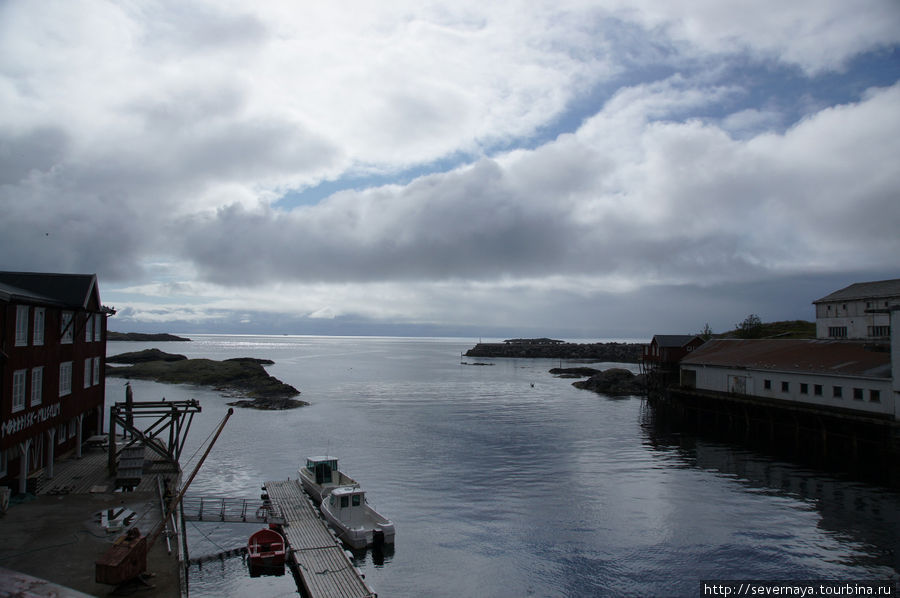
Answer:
[181,495,284,524]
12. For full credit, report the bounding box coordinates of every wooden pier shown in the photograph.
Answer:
[181,495,284,524]
[264,479,376,598]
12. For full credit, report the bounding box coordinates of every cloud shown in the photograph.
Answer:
[172,81,900,292]
[1,1,898,336]
[606,0,900,74]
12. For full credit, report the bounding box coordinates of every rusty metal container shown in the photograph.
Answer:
[95,529,147,585]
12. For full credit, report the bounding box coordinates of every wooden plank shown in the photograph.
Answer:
[264,480,376,598]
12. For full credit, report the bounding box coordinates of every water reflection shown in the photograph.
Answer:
[642,403,900,575]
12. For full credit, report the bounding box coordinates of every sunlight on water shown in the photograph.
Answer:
[106,336,900,597]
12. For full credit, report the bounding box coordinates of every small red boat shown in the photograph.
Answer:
[247,527,286,568]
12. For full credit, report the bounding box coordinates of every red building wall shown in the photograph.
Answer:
[1,301,107,485]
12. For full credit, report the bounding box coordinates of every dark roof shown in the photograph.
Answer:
[813,278,900,304]
[0,271,99,309]
[680,339,891,378]
[652,335,702,347]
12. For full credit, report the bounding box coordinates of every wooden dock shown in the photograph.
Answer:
[264,479,377,598]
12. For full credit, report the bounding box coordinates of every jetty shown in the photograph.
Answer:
[465,338,643,362]
[264,479,377,598]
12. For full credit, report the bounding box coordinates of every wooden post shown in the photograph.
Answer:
[108,405,117,476]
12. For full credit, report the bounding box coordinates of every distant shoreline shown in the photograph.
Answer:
[107,331,191,342]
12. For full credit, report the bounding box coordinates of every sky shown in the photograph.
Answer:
[1,1,899,340]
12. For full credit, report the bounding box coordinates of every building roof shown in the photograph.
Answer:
[652,334,702,347]
[812,278,900,304]
[680,339,891,378]
[0,271,100,309]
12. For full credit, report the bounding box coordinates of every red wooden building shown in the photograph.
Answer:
[0,272,115,494]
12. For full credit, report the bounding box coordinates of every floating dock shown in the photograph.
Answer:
[264,479,377,598]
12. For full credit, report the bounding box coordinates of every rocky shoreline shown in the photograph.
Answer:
[107,331,191,341]
[550,367,646,397]
[466,339,643,362]
[106,349,307,409]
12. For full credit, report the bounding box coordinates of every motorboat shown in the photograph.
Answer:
[247,526,286,569]
[298,456,359,504]
[320,485,395,550]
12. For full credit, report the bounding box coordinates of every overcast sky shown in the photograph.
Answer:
[2,1,899,339]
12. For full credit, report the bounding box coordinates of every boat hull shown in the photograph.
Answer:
[247,527,286,568]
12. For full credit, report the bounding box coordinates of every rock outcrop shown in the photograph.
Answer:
[107,332,191,342]
[107,348,187,363]
[106,350,303,406]
[466,340,643,362]
[571,368,646,397]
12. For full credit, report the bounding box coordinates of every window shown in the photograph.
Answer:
[33,308,45,345]
[868,325,890,337]
[764,379,772,390]
[853,388,864,401]
[352,494,361,507]
[15,305,29,346]
[828,327,847,338]
[340,496,349,508]
[781,381,790,392]
[93,358,101,386]
[85,316,93,343]
[59,361,72,396]
[833,386,843,398]
[12,369,27,412]
[800,383,809,395]
[0,449,6,478]
[31,367,43,406]
[61,311,74,344]
[94,314,102,341]
[58,424,66,445]
[68,419,77,439]
[84,360,92,389]
[870,390,881,403]
[814,384,823,396]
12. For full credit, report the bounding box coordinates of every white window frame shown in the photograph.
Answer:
[59,361,73,396]
[33,307,45,346]
[84,359,92,389]
[15,305,29,346]
[12,369,27,412]
[94,313,102,341]
[31,366,43,406]
[61,311,74,344]
[85,315,93,343]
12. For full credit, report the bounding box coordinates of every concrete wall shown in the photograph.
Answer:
[815,298,893,339]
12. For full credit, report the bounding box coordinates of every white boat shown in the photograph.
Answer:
[321,485,395,550]
[298,456,359,504]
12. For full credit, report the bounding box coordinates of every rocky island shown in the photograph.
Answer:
[107,331,192,341]
[106,349,307,410]
[466,338,643,362]
[550,367,646,397]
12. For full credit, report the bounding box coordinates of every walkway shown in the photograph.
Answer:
[264,479,376,598]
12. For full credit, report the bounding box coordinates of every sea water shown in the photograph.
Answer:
[105,335,900,597]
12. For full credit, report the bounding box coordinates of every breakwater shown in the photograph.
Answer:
[465,340,643,362]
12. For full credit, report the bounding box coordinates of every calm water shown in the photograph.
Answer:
[105,335,900,597]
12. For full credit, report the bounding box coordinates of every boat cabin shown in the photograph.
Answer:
[328,486,367,523]
[305,456,339,484]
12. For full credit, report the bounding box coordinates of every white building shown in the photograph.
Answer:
[813,278,900,341]
[679,310,899,421]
